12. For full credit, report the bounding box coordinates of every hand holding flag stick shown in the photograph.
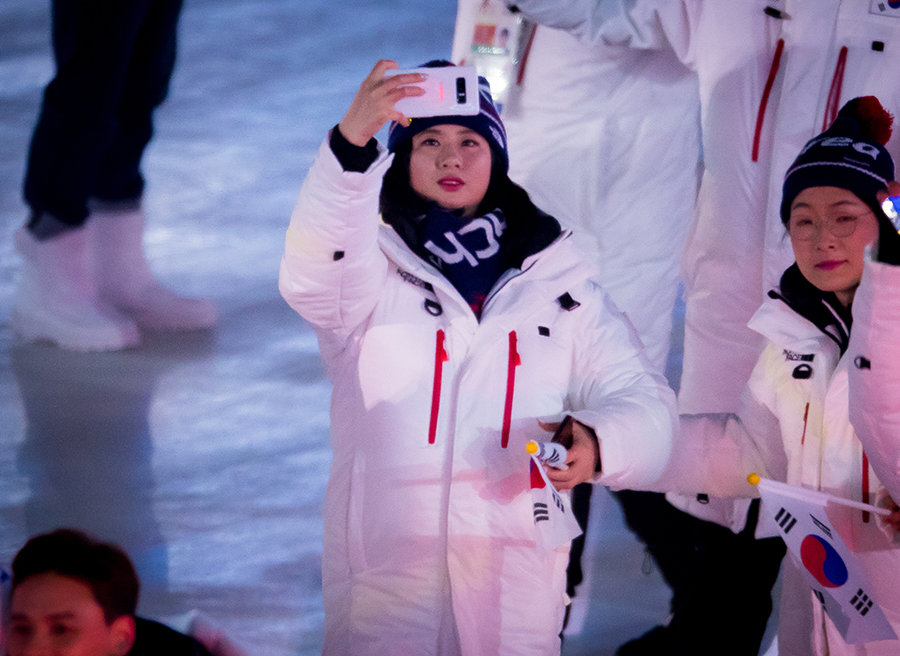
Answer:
[528,448,582,552]
[525,417,595,551]
[536,416,600,491]
[526,440,568,469]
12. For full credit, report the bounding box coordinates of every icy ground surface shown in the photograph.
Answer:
[0,1,671,653]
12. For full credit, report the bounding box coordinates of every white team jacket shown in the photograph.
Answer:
[848,256,900,505]
[512,0,900,416]
[278,139,677,656]
[656,288,900,656]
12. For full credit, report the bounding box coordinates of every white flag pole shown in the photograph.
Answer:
[748,473,892,517]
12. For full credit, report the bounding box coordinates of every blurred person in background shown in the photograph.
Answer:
[13,0,216,352]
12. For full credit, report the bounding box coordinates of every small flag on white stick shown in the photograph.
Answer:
[749,474,897,644]
[526,440,568,469]
[529,454,582,552]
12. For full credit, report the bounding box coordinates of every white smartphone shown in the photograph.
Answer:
[387,66,480,118]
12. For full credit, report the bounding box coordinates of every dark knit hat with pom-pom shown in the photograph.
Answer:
[781,96,895,225]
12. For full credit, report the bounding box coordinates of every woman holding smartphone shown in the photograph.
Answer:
[278,59,676,655]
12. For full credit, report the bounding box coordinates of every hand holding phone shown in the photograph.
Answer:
[550,415,575,449]
[338,60,427,147]
[386,66,480,118]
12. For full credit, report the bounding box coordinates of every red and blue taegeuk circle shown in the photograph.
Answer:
[800,535,848,588]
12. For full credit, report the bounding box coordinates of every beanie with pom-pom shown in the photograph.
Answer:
[780,96,895,226]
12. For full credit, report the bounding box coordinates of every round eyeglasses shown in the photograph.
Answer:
[788,211,870,242]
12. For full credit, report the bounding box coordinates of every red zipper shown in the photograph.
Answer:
[752,43,849,160]
[752,38,784,162]
[429,330,448,445]
[862,451,870,524]
[822,46,849,130]
[800,402,810,445]
[501,331,521,449]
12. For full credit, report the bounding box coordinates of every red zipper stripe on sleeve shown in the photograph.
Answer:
[752,38,784,163]
[822,46,848,130]
[501,331,521,449]
[862,451,870,524]
[429,329,448,445]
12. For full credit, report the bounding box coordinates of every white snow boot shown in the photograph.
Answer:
[12,226,141,351]
[91,207,217,331]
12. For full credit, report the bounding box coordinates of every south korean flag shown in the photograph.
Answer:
[870,0,900,18]
[753,475,897,644]
[529,455,582,553]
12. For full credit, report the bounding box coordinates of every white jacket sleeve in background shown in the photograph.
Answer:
[848,256,900,504]
[651,345,789,499]
[508,0,696,59]
[278,138,393,337]
[495,19,700,372]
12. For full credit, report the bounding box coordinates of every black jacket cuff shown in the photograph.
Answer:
[330,124,379,173]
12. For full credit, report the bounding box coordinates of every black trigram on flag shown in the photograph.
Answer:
[811,514,833,539]
[850,589,874,617]
[534,502,550,523]
[814,590,825,607]
[551,490,565,513]
[775,507,797,534]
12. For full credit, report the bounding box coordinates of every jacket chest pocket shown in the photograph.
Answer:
[772,357,820,479]
[357,276,450,409]
[510,325,572,414]
[357,323,442,409]
[464,321,574,453]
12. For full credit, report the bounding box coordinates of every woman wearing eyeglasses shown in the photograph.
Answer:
[655,97,900,656]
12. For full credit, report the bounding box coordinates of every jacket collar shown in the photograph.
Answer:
[378,225,596,315]
[751,264,851,354]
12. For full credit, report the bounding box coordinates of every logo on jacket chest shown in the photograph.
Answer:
[397,268,443,316]
[784,350,815,380]
[397,268,432,291]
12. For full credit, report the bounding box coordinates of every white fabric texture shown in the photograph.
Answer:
[278,138,677,656]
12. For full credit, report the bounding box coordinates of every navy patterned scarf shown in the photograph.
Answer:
[416,206,509,316]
